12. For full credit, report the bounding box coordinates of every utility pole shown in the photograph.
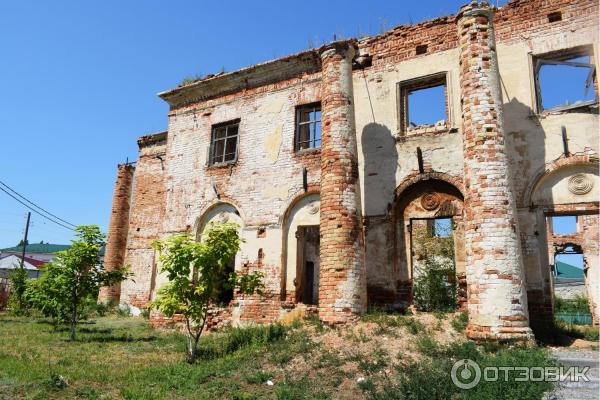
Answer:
[20,212,31,268]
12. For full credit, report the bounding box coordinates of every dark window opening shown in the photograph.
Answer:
[215,257,235,305]
[296,225,320,305]
[416,45,428,55]
[399,74,448,134]
[209,120,239,165]
[295,103,321,151]
[535,49,597,112]
[547,11,562,23]
[550,215,578,235]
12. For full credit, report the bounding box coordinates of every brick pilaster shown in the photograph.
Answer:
[457,2,533,341]
[99,163,135,303]
[318,41,367,324]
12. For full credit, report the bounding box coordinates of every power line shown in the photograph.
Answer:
[0,180,76,228]
[0,185,75,231]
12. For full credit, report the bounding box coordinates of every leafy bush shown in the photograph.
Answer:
[151,223,263,362]
[7,266,29,316]
[451,311,469,332]
[117,304,131,317]
[554,295,590,313]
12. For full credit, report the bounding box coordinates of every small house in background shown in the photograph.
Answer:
[0,241,71,263]
[0,254,45,279]
[553,261,586,300]
[0,241,106,265]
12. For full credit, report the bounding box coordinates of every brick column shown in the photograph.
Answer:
[99,163,135,303]
[457,2,533,341]
[318,41,367,324]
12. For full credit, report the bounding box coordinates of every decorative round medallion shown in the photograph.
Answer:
[568,173,593,195]
[421,192,441,211]
[308,201,320,215]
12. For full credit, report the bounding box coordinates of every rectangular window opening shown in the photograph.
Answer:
[416,44,428,55]
[547,11,562,23]
[534,49,597,112]
[295,103,321,151]
[399,74,448,135]
[550,215,578,235]
[209,120,239,165]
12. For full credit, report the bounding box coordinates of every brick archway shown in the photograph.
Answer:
[394,171,464,201]
[391,176,467,309]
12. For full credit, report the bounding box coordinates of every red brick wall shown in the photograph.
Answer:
[120,133,167,310]
[99,163,134,303]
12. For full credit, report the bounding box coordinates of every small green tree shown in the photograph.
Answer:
[26,225,129,340]
[7,263,29,315]
[25,263,72,326]
[151,222,264,362]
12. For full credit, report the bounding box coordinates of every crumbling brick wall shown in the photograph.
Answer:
[99,163,134,303]
[106,0,598,339]
[119,132,167,311]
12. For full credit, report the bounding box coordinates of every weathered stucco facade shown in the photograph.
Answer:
[102,0,599,340]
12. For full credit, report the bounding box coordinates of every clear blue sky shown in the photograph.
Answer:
[12,0,587,251]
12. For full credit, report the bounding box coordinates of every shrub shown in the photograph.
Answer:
[361,338,556,400]
[451,311,469,332]
[7,266,29,316]
[554,295,590,313]
[397,317,425,335]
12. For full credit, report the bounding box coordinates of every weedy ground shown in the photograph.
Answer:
[0,310,582,399]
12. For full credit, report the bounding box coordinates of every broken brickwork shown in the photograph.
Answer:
[98,163,134,303]
[105,0,599,337]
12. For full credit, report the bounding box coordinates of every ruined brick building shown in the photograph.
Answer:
[100,0,599,341]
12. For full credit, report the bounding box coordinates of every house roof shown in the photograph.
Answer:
[0,254,42,270]
[556,261,584,279]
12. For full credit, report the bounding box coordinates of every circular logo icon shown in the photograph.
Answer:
[451,359,481,390]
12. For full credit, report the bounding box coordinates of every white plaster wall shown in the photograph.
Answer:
[352,49,463,217]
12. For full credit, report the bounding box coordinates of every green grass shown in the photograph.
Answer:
[360,339,558,400]
[0,314,329,399]
[554,319,600,341]
[0,312,565,400]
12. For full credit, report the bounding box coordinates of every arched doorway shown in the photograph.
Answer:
[281,193,320,305]
[196,202,243,305]
[394,178,466,309]
[528,161,599,326]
